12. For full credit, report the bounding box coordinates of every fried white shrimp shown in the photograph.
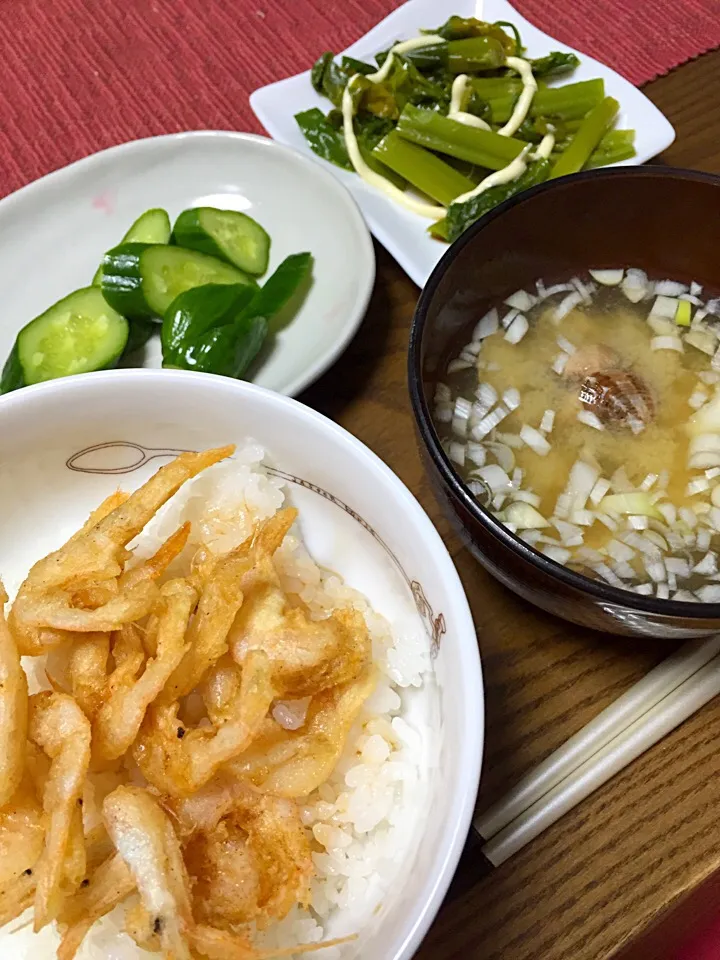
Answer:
[185,786,312,929]
[0,582,28,806]
[135,650,274,797]
[188,925,258,960]
[70,522,191,629]
[167,773,252,838]
[57,853,134,960]
[92,578,197,765]
[184,817,261,927]
[0,773,45,888]
[227,666,377,798]
[60,526,191,724]
[189,925,357,960]
[202,655,243,725]
[103,786,192,960]
[10,446,233,655]
[162,509,297,705]
[28,691,92,929]
[0,869,36,927]
[68,633,111,720]
[64,803,87,890]
[229,560,370,699]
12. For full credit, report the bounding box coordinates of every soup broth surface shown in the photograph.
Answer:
[435,270,720,600]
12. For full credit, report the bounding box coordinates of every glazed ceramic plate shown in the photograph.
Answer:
[0,369,483,960]
[250,0,676,288]
[0,132,375,397]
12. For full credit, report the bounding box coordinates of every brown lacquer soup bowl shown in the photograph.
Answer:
[409,167,720,638]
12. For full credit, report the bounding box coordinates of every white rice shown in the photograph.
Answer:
[4,441,433,959]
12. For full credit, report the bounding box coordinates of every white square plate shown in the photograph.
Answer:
[250,0,676,288]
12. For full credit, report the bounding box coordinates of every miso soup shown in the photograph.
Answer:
[434,269,720,601]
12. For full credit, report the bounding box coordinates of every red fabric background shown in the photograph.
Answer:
[1,0,719,200]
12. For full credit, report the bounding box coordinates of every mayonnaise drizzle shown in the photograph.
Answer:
[365,35,445,84]
[341,79,447,219]
[533,130,555,160]
[450,131,554,208]
[497,56,538,137]
[452,145,531,205]
[448,75,491,131]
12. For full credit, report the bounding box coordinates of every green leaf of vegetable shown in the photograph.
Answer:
[311,52,333,94]
[444,158,551,242]
[295,108,353,170]
[529,51,581,78]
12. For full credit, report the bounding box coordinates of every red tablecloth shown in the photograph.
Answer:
[1,0,719,200]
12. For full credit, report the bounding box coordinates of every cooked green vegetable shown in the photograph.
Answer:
[395,104,526,169]
[586,129,636,168]
[372,131,475,205]
[550,96,620,178]
[440,158,552,242]
[172,208,271,276]
[468,76,522,100]
[528,52,580,77]
[340,55,376,76]
[295,107,353,170]
[0,287,128,392]
[100,243,256,320]
[296,13,635,244]
[446,36,507,73]
[295,108,406,188]
[422,15,518,54]
[92,208,171,285]
[486,78,605,123]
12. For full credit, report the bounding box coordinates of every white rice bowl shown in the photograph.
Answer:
[0,369,483,960]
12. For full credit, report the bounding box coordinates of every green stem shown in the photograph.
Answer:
[446,36,507,73]
[470,76,522,100]
[371,131,475,205]
[488,78,605,123]
[550,96,620,178]
[392,35,506,73]
[396,104,527,170]
[585,129,636,168]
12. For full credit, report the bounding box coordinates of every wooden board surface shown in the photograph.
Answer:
[300,47,720,960]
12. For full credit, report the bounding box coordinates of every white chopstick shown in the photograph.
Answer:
[480,648,720,866]
[474,634,720,840]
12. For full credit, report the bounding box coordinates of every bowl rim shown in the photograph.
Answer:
[409,164,720,620]
[0,367,484,960]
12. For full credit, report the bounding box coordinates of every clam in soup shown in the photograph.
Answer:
[434,269,720,601]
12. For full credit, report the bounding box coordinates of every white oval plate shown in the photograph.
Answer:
[0,131,375,397]
[250,0,676,288]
